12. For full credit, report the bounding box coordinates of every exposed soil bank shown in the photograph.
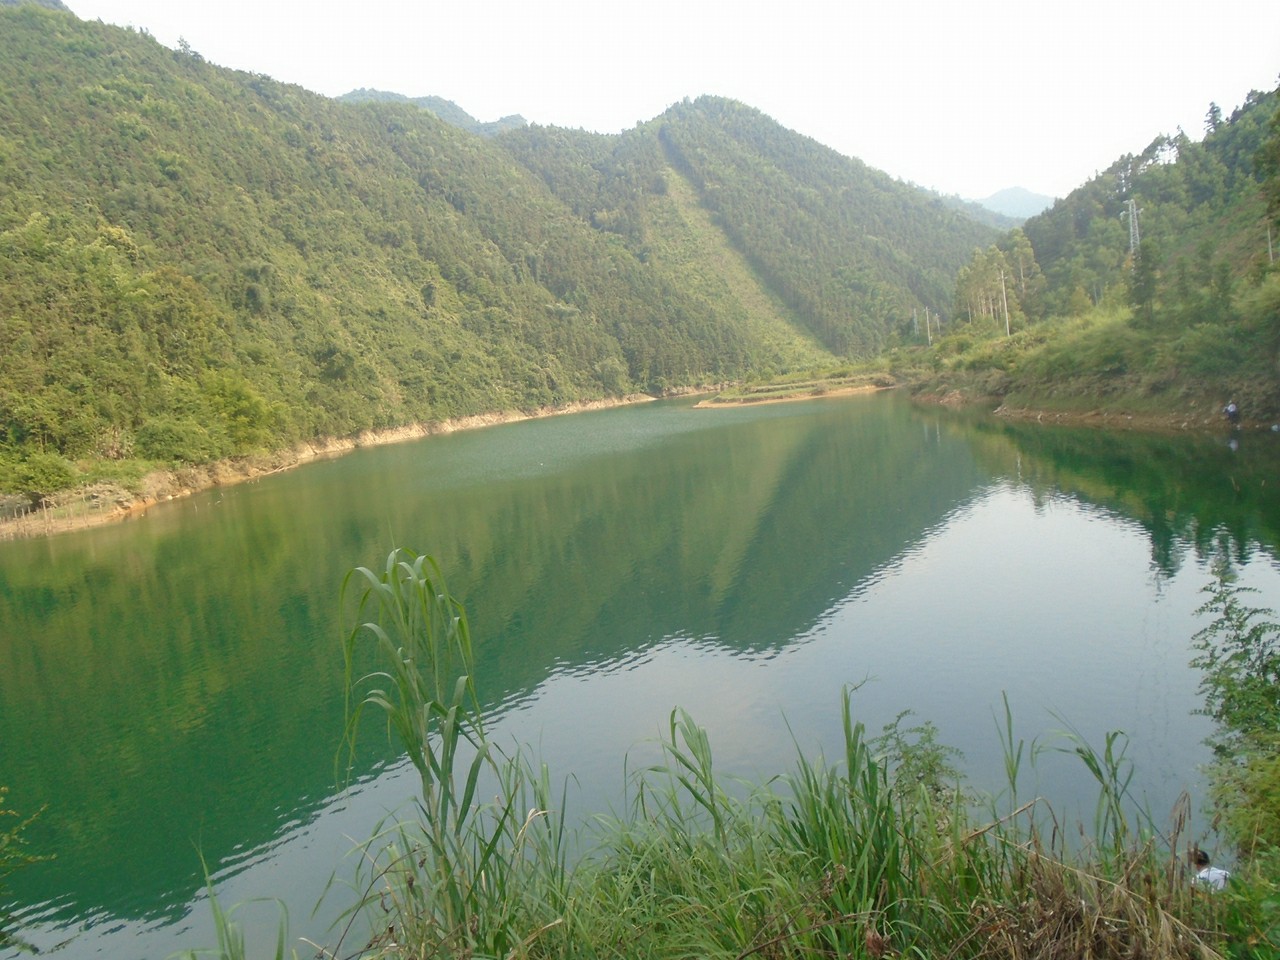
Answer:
[693,383,888,407]
[0,396,658,542]
[993,404,1248,432]
[909,381,1280,434]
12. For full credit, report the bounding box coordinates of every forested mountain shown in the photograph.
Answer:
[0,5,998,504]
[499,98,995,355]
[948,87,1278,332]
[0,0,69,9]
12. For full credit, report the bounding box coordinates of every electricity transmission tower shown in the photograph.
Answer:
[1124,199,1141,256]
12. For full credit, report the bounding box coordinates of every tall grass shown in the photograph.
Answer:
[1192,556,1280,866]
[175,875,297,960]
[138,547,1275,959]
[337,549,567,959]
[327,549,1250,960]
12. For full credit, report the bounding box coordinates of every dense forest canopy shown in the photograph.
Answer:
[946,87,1279,332]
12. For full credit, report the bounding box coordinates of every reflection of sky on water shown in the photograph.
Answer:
[483,483,1222,820]
[790,484,1218,814]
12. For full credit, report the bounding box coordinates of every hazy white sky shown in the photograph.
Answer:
[66,0,1280,200]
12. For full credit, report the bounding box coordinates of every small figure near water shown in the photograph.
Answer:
[1190,848,1230,890]
[1223,400,1240,426]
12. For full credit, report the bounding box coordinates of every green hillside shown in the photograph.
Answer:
[912,84,1280,421]
[1025,88,1278,318]
[0,0,69,9]
[0,5,1000,507]
[498,97,994,355]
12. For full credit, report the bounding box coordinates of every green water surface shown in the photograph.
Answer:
[2,393,1278,956]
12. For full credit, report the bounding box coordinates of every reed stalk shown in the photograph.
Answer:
[339,549,567,959]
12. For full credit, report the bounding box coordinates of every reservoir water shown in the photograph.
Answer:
[2,392,1279,957]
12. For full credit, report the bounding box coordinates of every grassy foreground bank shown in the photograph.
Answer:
[247,550,1270,960]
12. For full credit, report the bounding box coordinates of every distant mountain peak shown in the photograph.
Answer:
[2,0,72,9]
[973,186,1055,219]
[338,89,527,137]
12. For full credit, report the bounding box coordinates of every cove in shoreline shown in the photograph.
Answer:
[0,396,659,542]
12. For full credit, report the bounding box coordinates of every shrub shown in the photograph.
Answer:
[8,451,77,506]
[134,416,221,463]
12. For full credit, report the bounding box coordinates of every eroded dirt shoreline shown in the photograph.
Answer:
[993,401,1254,433]
[0,396,658,542]
[914,387,1261,433]
[693,384,886,407]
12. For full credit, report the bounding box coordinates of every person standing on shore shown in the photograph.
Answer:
[1191,848,1230,890]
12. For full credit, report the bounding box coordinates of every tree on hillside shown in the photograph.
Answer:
[1003,228,1045,316]
[1260,97,1280,221]
[955,246,1011,332]
[1128,240,1161,326]
[953,230,1043,334]
[1206,102,1222,136]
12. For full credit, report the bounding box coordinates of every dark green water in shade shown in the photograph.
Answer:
[3,392,1280,957]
